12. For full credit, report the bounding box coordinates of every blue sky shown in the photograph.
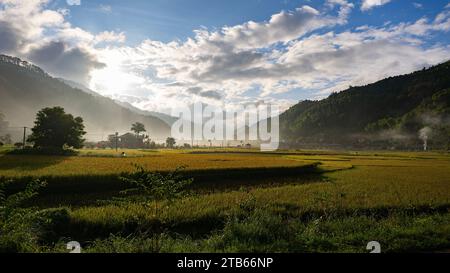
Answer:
[58,0,449,44]
[1,0,450,113]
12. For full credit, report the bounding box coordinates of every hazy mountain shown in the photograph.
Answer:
[0,54,171,141]
[59,78,178,126]
[280,60,450,149]
[57,78,100,97]
[112,100,177,126]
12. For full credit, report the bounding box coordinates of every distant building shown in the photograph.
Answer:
[96,141,110,149]
[119,133,145,149]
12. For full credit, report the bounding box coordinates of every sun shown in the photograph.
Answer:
[89,50,145,95]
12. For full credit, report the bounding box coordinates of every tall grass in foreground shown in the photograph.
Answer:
[62,202,450,253]
[0,179,52,252]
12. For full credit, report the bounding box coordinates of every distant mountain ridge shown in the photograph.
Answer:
[59,78,177,126]
[0,54,171,141]
[280,60,450,149]
[0,55,47,76]
[58,78,101,97]
[111,99,177,126]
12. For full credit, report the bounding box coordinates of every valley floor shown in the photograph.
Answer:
[0,148,449,253]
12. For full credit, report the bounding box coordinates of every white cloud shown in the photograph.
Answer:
[194,5,344,50]
[413,3,423,9]
[0,0,125,84]
[99,4,112,13]
[114,8,449,110]
[57,8,70,16]
[66,0,80,6]
[0,0,449,114]
[95,31,126,43]
[361,0,391,11]
[0,0,66,52]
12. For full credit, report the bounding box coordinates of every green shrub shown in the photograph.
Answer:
[34,208,71,244]
[120,165,193,218]
[0,179,47,252]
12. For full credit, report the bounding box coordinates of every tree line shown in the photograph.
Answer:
[1,107,177,152]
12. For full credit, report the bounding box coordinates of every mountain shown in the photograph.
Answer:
[280,61,450,149]
[57,78,100,97]
[112,99,177,126]
[59,78,177,126]
[0,54,171,141]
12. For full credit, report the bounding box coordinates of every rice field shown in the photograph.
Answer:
[71,150,450,228]
[1,148,450,252]
[0,149,311,177]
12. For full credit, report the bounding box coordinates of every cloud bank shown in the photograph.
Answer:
[0,0,449,114]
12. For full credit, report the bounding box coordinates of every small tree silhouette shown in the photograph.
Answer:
[131,122,146,136]
[166,137,176,148]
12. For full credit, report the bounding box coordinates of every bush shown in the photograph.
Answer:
[0,179,47,252]
[120,165,193,205]
[34,208,71,244]
[14,142,23,148]
[0,212,41,253]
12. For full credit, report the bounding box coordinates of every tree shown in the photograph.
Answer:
[27,107,86,149]
[166,137,176,148]
[131,122,146,136]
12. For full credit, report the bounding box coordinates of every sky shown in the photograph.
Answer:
[0,0,449,114]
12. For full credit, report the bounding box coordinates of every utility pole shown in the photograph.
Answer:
[115,132,119,151]
[22,127,27,149]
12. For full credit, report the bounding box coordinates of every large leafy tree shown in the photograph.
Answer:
[166,137,176,148]
[28,107,86,149]
[131,122,146,136]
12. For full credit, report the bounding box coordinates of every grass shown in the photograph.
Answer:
[0,145,13,155]
[0,148,449,253]
[0,150,311,177]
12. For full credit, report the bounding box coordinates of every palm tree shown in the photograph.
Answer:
[131,122,146,136]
